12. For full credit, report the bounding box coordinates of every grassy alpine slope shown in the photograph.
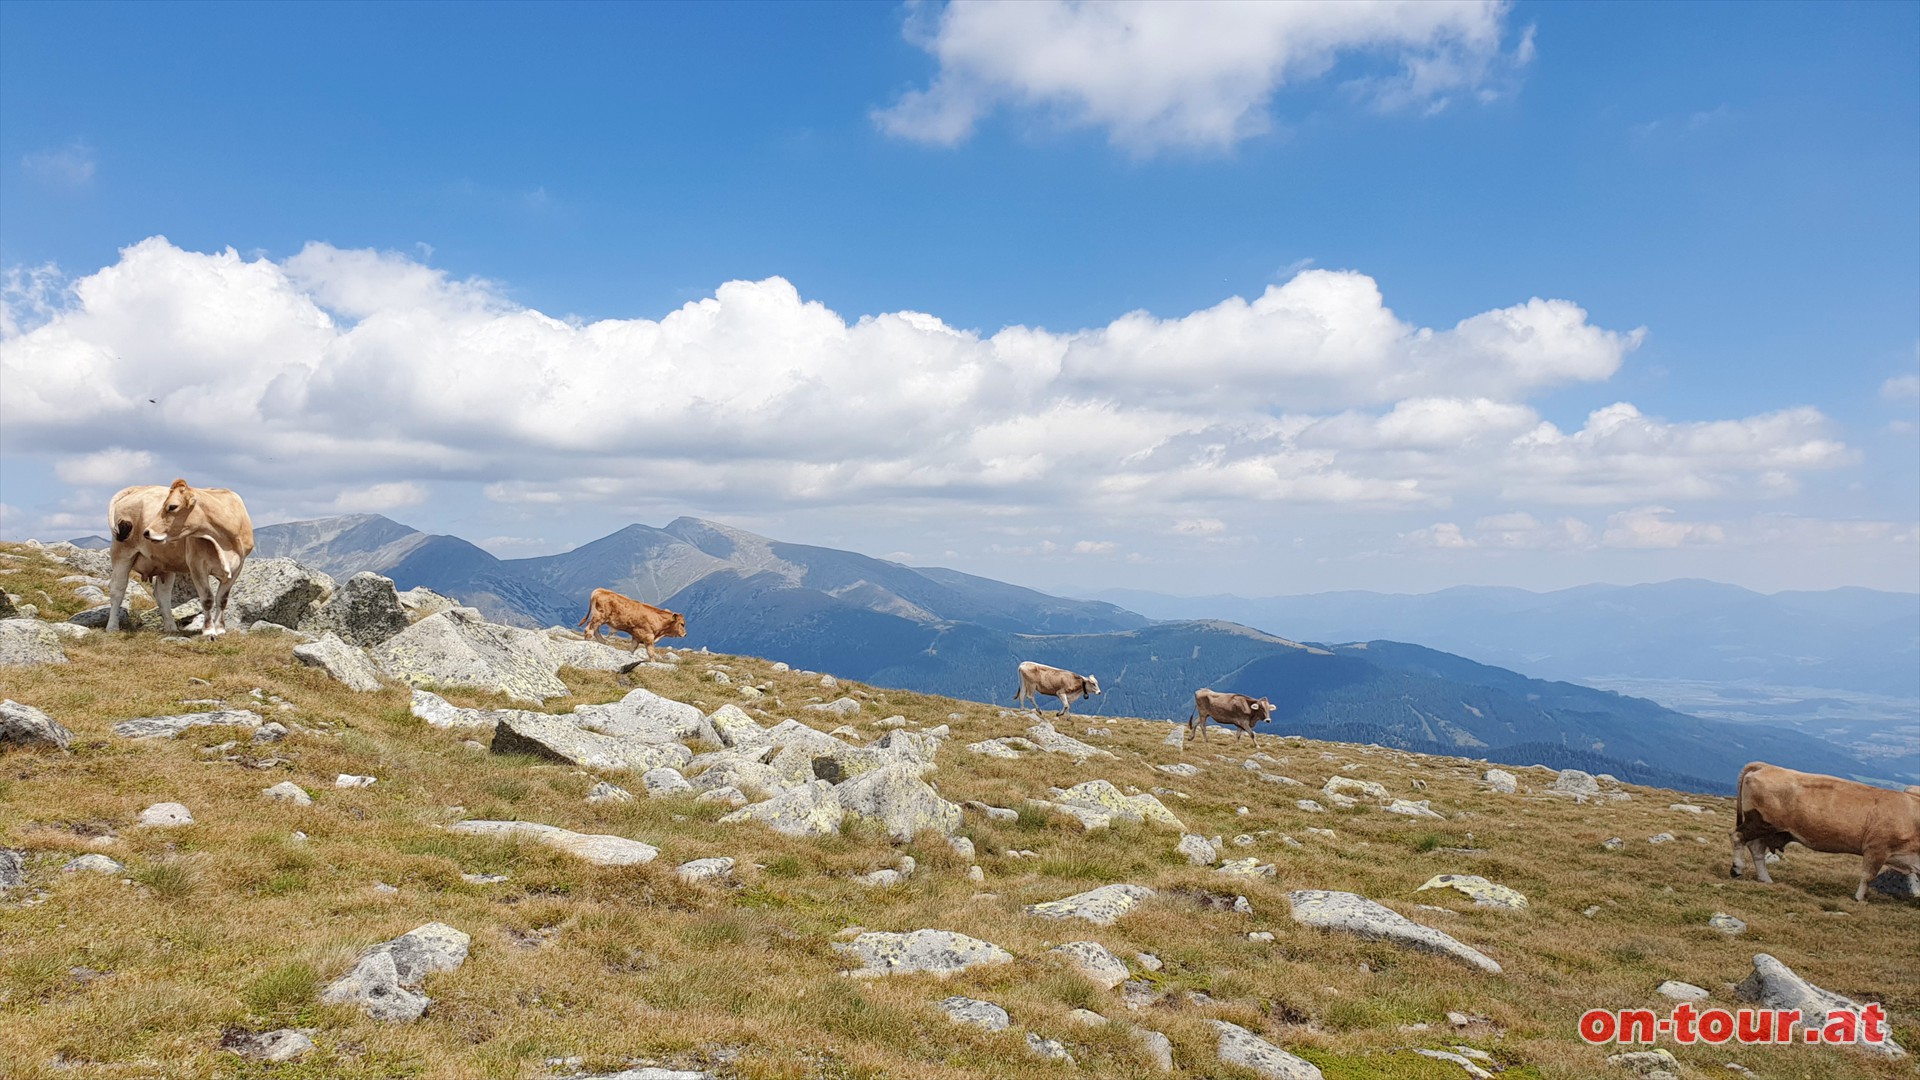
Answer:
[0,542,1913,1080]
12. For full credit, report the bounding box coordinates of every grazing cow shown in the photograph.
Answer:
[106,479,255,636]
[1013,661,1100,716]
[1730,762,1920,902]
[578,587,686,660]
[1187,688,1276,744]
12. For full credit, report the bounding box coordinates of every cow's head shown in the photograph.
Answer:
[143,479,197,543]
[1253,697,1276,722]
[1082,674,1101,696]
[664,612,688,639]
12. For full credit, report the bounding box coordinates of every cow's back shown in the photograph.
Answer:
[198,488,255,557]
[1740,763,1914,855]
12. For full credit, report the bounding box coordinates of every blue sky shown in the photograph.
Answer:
[2,1,1916,595]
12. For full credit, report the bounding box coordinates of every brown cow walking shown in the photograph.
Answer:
[1730,761,1920,902]
[1013,661,1100,716]
[578,587,687,660]
[1187,688,1275,745]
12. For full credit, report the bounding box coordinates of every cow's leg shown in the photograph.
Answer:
[1749,839,1775,884]
[1856,845,1892,902]
[1730,830,1748,879]
[152,573,178,633]
[639,634,654,661]
[107,552,136,631]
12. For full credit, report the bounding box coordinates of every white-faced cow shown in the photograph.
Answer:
[1730,762,1920,902]
[578,587,687,661]
[1187,688,1276,745]
[1013,661,1100,716]
[106,479,255,636]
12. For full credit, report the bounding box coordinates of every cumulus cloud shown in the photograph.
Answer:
[1600,506,1726,549]
[1882,373,1920,401]
[0,238,1851,536]
[22,141,96,187]
[876,0,1531,152]
[1072,539,1119,555]
[54,447,153,486]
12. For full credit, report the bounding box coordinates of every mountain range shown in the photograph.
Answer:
[239,514,1908,794]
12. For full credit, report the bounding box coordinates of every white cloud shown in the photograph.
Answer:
[1174,517,1226,536]
[1072,539,1119,555]
[54,447,154,486]
[1402,521,1471,549]
[876,0,1530,152]
[1600,506,1726,549]
[330,481,428,512]
[0,238,1851,537]
[22,141,96,187]
[1881,373,1920,400]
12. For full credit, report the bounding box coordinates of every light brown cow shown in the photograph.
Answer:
[578,587,687,660]
[1730,762,1920,902]
[106,479,255,636]
[1013,661,1100,716]
[1187,688,1276,745]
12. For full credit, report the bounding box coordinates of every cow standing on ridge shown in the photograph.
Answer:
[106,479,254,636]
[578,587,687,661]
[1730,761,1920,902]
[1187,688,1275,745]
[1013,661,1100,716]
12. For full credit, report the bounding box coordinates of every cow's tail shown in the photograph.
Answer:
[115,518,134,543]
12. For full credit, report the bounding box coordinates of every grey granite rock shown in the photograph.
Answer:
[1287,889,1501,974]
[1,699,72,751]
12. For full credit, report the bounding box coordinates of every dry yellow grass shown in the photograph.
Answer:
[1,541,1914,1079]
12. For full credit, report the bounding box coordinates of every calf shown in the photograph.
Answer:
[1187,688,1275,745]
[1730,761,1920,902]
[578,587,687,660]
[1013,661,1100,716]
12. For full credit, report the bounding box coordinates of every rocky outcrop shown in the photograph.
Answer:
[1026,721,1115,762]
[1287,890,1501,974]
[448,820,659,866]
[320,922,470,1022]
[373,608,567,703]
[1176,834,1218,866]
[1026,884,1155,925]
[229,558,336,629]
[490,712,690,774]
[1482,769,1518,793]
[309,572,410,646]
[1,699,72,751]
[114,709,263,739]
[1734,953,1907,1058]
[1052,779,1185,830]
[719,780,843,837]
[1547,769,1601,798]
[834,929,1012,977]
[831,763,961,841]
[293,633,385,692]
[573,688,715,745]
[0,619,68,666]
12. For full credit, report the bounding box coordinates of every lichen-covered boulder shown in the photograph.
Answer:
[1416,874,1528,910]
[547,636,637,673]
[293,633,385,692]
[1026,884,1155,926]
[1211,1020,1324,1080]
[113,709,263,739]
[0,619,67,666]
[1323,776,1388,801]
[1050,940,1130,989]
[448,820,658,866]
[1,699,72,752]
[1287,890,1501,974]
[708,704,768,748]
[373,608,566,703]
[939,995,1010,1031]
[1734,953,1907,1058]
[312,572,410,647]
[1176,834,1218,866]
[832,763,962,842]
[228,558,336,630]
[319,922,470,1022]
[490,711,690,773]
[719,780,844,838]
[574,687,715,745]
[834,929,1012,977]
[1026,721,1115,761]
[1054,779,1186,830]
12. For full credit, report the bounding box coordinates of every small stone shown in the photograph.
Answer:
[138,802,194,827]
[1416,874,1528,911]
[1135,952,1162,972]
[834,929,1012,977]
[1050,940,1130,989]
[1648,833,1674,845]
[967,865,984,882]
[675,857,735,885]
[1481,769,1518,793]
[252,722,289,743]
[1657,980,1709,1002]
[0,699,73,752]
[62,854,125,875]
[1211,1019,1324,1079]
[1248,931,1275,943]
[448,820,658,866]
[336,774,377,789]
[1708,913,1747,935]
[1026,884,1155,925]
[588,781,637,804]
[1296,799,1325,813]
[1135,1028,1174,1071]
[263,781,313,806]
[1608,1048,1681,1078]
[1025,1033,1073,1063]
[1602,837,1625,851]
[1177,833,1218,865]
[938,995,1009,1031]
[221,1027,316,1063]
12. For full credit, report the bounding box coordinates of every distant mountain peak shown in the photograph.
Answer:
[664,516,801,582]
